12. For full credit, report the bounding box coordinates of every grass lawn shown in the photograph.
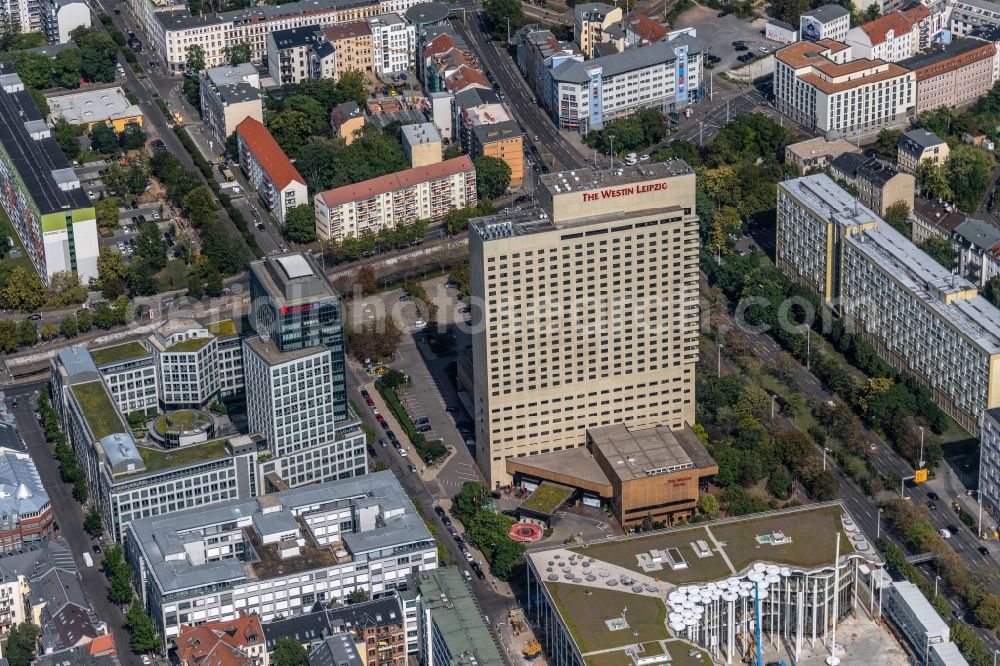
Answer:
[584,642,712,666]
[520,482,573,515]
[154,409,211,434]
[166,337,212,352]
[207,319,238,337]
[756,373,819,434]
[710,504,852,573]
[546,583,666,654]
[71,381,127,439]
[131,438,231,475]
[157,260,189,291]
[572,526,733,584]
[90,341,150,367]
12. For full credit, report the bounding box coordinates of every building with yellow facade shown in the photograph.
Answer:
[574,2,623,58]
[46,87,143,132]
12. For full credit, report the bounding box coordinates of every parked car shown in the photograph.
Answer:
[398,447,408,457]
[379,438,387,448]
[360,388,370,399]
[434,505,445,517]
[417,424,432,433]
[737,53,755,62]
[927,491,940,501]
[939,527,952,539]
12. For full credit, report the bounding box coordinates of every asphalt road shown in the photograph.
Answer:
[7,382,140,665]
[455,11,586,170]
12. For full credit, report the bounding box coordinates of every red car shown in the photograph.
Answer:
[376,414,386,424]
[366,398,375,407]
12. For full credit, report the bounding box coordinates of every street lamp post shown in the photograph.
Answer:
[918,426,925,468]
[609,135,616,171]
[993,648,999,666]
[770,394,777,422]
[877,508,883,539]
[799,323,811,370]
[823,447,830,471]
[934,575,941,598]
[717,343,723,378]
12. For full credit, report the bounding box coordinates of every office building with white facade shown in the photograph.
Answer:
[90,341,159,417]
[469,161,699,487]
[844,6,926,62]
[199,64,264,145]
[776,174,1000,435]
[951,0,1000,36]
[546,35,703,133]
[147,319,220,410]
[774,39,915,136]
[124,471,437,647]
[799,4,851,42]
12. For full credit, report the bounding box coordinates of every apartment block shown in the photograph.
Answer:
[331,101,365,144]
[775,40,916,136]
[400,122,442,167]
[147,318,220,410]
[979,407,1000,525]
[314,155,476,241]
[548,35,703,133]
[951,0,1000,36]
[267,26,325,85]
[911,196,968,244]
[901,38,997,113]
[367,13,414,74]
[828,153,915,216]
[953,217,1000,286]
[574,3,623,58]
[515,26,583,106]
[324,22,375,76]
[469,161,698,487]
[776,174,1000,434]
[0,73,98,285]
[90,341,158,416]
[236,118,308,226]
[209,318,249,398]
[454,88,523,187]
[625,13,669,47]
[897,128,949,173]
[124,471,437,646]
[199,64,264,144]
[800,4,851,42]
[776,174,881,307]
[0,448,53,551]
[175,612,267,666]
[404,568,502,666]
[844,6,927,62]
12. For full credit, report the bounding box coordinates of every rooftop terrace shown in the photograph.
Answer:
[518,482,574,516]
[70,381,127,440]
[126,438,232,477]
[166,337,213,353]
[90,341,151,367]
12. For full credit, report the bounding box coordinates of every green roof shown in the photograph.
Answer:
[90,341,151,367]
[70,381,127,440]
[152,410,213,435]
[129,438,231,476]
[519,482,574,515]
[412,568,504,666]
[166,337,212,353]
[206,319,238,338]
[547,583,666,654]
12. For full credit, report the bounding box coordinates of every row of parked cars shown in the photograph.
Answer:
[433,505,486,578]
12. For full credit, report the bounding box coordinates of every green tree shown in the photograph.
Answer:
[4,622,39,666]
[47,271,87,307]
[269,109,312,155]
[452,482,488,525]
[883,200,910,237]
[97,246,128,296]
[284,95,328,137]
[13,52,53,89]
[59,316,78,338]
[96,196,120,229]
[0,320,17,352]
[271,637,309,666]
[336,70,368,107]
[182,186,218,227]
[697,493,719,518]
[91,123,118,154]
[483,0,522,40]
[916,159,953,202]
[53,119,82,160]
[871,128,902,162]
[84,505,104,538]
[2,266,44,312]
[946,144,994,212]
[72,26,117,83]
[223,42,252,66]
[283,204,317,243]
[185,44,206,73]
[474,155,512,200]
[919,235,954,269]
[76,308,93,332]
[974,593,1000,630]
[124,602,160,654]
[54,47,83,88]
[120,122,147,151]
[199,223,248,275]
[16,319,36,347]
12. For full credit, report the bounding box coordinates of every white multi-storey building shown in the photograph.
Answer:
[774,39,916,136]
[776,174,1000,435]
[315,155,476,241]
[951,0,1000,36]
[147,319,220,410]
[845,6,926,62]
[546,35,702,133]
[799,4,851,42]
[979,407,1000,525]
[90,341,159,417]
[236,118,308,226]
[367,13,414,74]
[199,64,264,145]
[210,319,247,398]
[124,472,437,647]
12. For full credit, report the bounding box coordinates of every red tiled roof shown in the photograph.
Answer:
[859,11,915,46]
[322,20,372,41]
[626,13,668,44]
[235,118,305,191]
[318,155,475,208]
[901,3,930,23]
[422,33,457,60]
[176,613,264,666]
[87,634,115,657]
[445,64,489,92]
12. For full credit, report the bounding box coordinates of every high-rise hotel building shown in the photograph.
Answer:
[469,161,699,487]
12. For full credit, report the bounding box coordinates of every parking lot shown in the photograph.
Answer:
[673,6,776,72]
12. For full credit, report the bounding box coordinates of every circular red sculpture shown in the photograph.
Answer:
[509,522,544,542]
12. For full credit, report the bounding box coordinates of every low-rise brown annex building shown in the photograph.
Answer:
[506,423,717,528]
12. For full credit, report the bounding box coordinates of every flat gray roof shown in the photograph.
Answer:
[47,87,141,126]
[249,252,338,308]
[955,218,1000,250]
[801,3,850,21]
[590,423,716,482]
[129,471,431,595]
[779,174,881,230]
